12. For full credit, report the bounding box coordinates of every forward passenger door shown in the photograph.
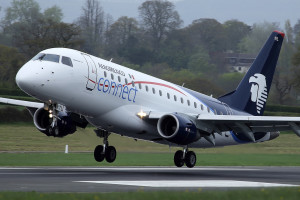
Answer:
[82,54,97,91]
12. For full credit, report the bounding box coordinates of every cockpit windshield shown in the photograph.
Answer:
[32,53,60,63]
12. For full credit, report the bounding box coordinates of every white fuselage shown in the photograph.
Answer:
[16,48,273,148]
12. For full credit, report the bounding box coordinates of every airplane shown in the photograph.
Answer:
[1,30,300,168]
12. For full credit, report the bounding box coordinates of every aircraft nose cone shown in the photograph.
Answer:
[16,65,35,93]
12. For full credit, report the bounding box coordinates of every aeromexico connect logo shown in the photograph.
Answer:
[249,73,268,114]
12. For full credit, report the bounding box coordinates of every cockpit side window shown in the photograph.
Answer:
[62,56,73,67]
[32,53,45,61]
[32,53,60,63]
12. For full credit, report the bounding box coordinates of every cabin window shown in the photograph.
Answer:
[174,95,177,101]
[152,88,156,94]
[118,76,121,82]
[201,104,204,110]
[145,85,149,92]
[104,71,107,77]
[167,93,170,99]
[125,78,128,85]
[194,102,197,108]
[61,56,73,67]
[180,97,184,104]
[187,100,190,106]
[111,73,114,80]
[159,90,162,96]
[139,83,142,89]
[132,81,135,87]
[207,107,210,113]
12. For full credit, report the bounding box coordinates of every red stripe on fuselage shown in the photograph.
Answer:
[131,81,186,96]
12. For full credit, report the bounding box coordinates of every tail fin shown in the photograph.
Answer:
[218,31,285,116]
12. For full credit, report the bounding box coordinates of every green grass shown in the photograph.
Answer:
[1,152,300,166]
[1,124,300,154]
[1,124,300,166]
[1,188,300,200]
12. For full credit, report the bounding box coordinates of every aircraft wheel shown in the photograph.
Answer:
[185,151,196,168]
[174,150,184,167]
[48,126,54,136]
[105,146,117,163]
[54,126,60,136]
[94,145,105,162]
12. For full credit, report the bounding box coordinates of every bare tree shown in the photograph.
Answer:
[78,0,105,54]
[138,0,182,51]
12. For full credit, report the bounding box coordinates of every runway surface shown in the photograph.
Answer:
[0,166,300,192]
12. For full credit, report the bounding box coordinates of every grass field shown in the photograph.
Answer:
[1,188,300,200]
[1,124,300,166]
[1,152,300,166]
[1,124,300,154]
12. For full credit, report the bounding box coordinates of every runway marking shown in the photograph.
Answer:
[75,180,298,188]
[0,167,261,171]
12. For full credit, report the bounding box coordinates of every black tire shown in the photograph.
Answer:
[48,126,54,136]
[54,126,60,136]
[185,151,196,168]
[174,150,184,167]
[94,145,105,162]
[105,146,117,163]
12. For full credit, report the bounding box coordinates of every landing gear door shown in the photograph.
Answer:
[82,54,97,91]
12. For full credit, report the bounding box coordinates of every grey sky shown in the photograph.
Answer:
[0,0,299,28]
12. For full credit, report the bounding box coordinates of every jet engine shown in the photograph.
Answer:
[157,113,200,145]
[33,107,77,137]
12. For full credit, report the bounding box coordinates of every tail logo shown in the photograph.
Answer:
[249,73,268,114]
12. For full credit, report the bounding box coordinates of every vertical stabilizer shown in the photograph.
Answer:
[218,31,285,116]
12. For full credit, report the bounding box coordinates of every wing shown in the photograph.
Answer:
[0,97,43,108]
[143,111,300,142]
[196,115,300,141]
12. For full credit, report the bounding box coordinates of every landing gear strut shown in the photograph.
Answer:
[174,147,196,168]
[94,129,117,163]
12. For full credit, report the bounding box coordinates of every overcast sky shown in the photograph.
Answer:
[0,0,299,28]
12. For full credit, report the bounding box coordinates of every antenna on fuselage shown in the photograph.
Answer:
[110,58,113,62]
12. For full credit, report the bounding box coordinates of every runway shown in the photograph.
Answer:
[0,166,299,192]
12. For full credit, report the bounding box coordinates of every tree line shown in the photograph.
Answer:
[1,0,300,106]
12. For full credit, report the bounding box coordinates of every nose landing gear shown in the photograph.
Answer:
[174,147,196,168]
[94,129,117,163]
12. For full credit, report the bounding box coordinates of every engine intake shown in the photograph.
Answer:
[33,107,76,137]
[157,113,200,145]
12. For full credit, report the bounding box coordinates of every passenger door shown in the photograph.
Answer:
[82,54,97,91]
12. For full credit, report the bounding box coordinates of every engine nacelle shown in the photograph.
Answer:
[157,113,200,145]
[33,107,76,137]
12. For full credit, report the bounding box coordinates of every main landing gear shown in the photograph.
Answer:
[94,129,117,163]
[174,147,196,168]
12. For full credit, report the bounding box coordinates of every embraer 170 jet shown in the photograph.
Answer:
[1,31,300,168]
